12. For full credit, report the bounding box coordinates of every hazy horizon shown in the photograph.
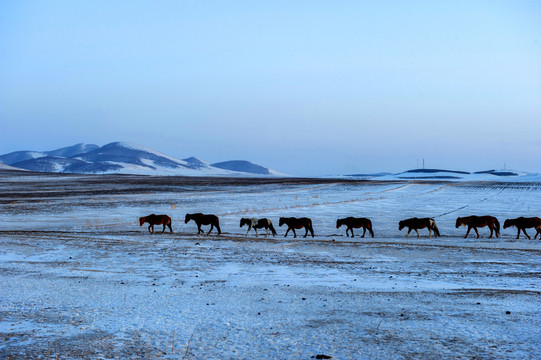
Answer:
[1,1,540,176]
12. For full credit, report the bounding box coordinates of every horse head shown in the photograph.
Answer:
[455,217,463,228]
[398,220,405,230]
[240,218,249,228]
[336,219,343,229]
[279,217,285,227]
[184,214,191,224]
[503,219,512,229]
[139,217,145,226]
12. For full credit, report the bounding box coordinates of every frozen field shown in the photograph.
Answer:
[0,171,540,359]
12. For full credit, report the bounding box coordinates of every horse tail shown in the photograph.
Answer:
[308,219,315,237]
[433,223,440,237]
[269,221,277,236]
[429,219,440,237]
[494,218,500,237]
[367,219,375,238]
[168,217,173,233]
[215,216,222,235]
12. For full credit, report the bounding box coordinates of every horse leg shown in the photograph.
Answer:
[161,223,166,234]
[428,228,432,239]
[406,228,411,238]
[284,228,290,238]
[148,225,153,234]
[522,228,530,240]
[474,227,480,239]
[361,227,367,238]
[255,228,259,238]
[216,224,221,235]
[415,229,420,238]
[246,224,251,237]
[488,226,493,239]
[197,225,203,234]
[207,224,214,235]
[292,229,297,238]
[167,222,173,234]
[464,227,471,238]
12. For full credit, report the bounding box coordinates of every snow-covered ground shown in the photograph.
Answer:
[0,173,540,359]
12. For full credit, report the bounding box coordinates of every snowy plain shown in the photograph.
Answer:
[0,171,540,359]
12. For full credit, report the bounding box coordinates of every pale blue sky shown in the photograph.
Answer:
[1,1,540,176]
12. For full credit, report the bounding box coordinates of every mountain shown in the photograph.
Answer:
[0,150,48,165]
[1,142,282,176]
[0,163,27,171]
[0,143,99,165]
[183,157,211,169]
[46,143,99,157]
[212,160,274,175]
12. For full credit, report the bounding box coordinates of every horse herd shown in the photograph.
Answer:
[139,213,541,240]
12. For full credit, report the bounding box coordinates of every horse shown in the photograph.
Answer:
[139,214,173,234]
[336,217,374,238]
[240,218,277,237]
[455,215,500,238]
[503,217,541,239]
[278,217,314,238]
[185,213,221,235]
[398,217,440,238]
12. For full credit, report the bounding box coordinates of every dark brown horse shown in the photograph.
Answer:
[279,217,314,238]
[398,217,440,238]
[139,214,173,234]
[185,213,221,235]
[455,215,500,238]
[503,217,541,239]
[240,218,277,237]
[336,217,374,238]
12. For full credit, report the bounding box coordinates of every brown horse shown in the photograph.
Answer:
[279,217,314,238]
[455,215,500,238]
[139,214,173,234]
[503,217,541,239]
[240,218,277,237]
[336,217,374,238]
[185,213,221,235]
[398,217,440,238]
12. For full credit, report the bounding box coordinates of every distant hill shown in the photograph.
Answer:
[344,168,537,182]
[212,160,273,175]
[1,142,282,176]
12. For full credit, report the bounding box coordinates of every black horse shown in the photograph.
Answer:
[185,213,221,235]
[278,217,314,238]
[336,217,374,238]
[503,217,541,239]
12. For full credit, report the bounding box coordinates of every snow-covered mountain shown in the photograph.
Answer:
[1,142,282,176]
[0,143,99,165]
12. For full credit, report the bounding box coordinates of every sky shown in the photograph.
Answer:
[1,1,540,176]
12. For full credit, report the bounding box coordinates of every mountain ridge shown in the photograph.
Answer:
[1,142,282,176]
